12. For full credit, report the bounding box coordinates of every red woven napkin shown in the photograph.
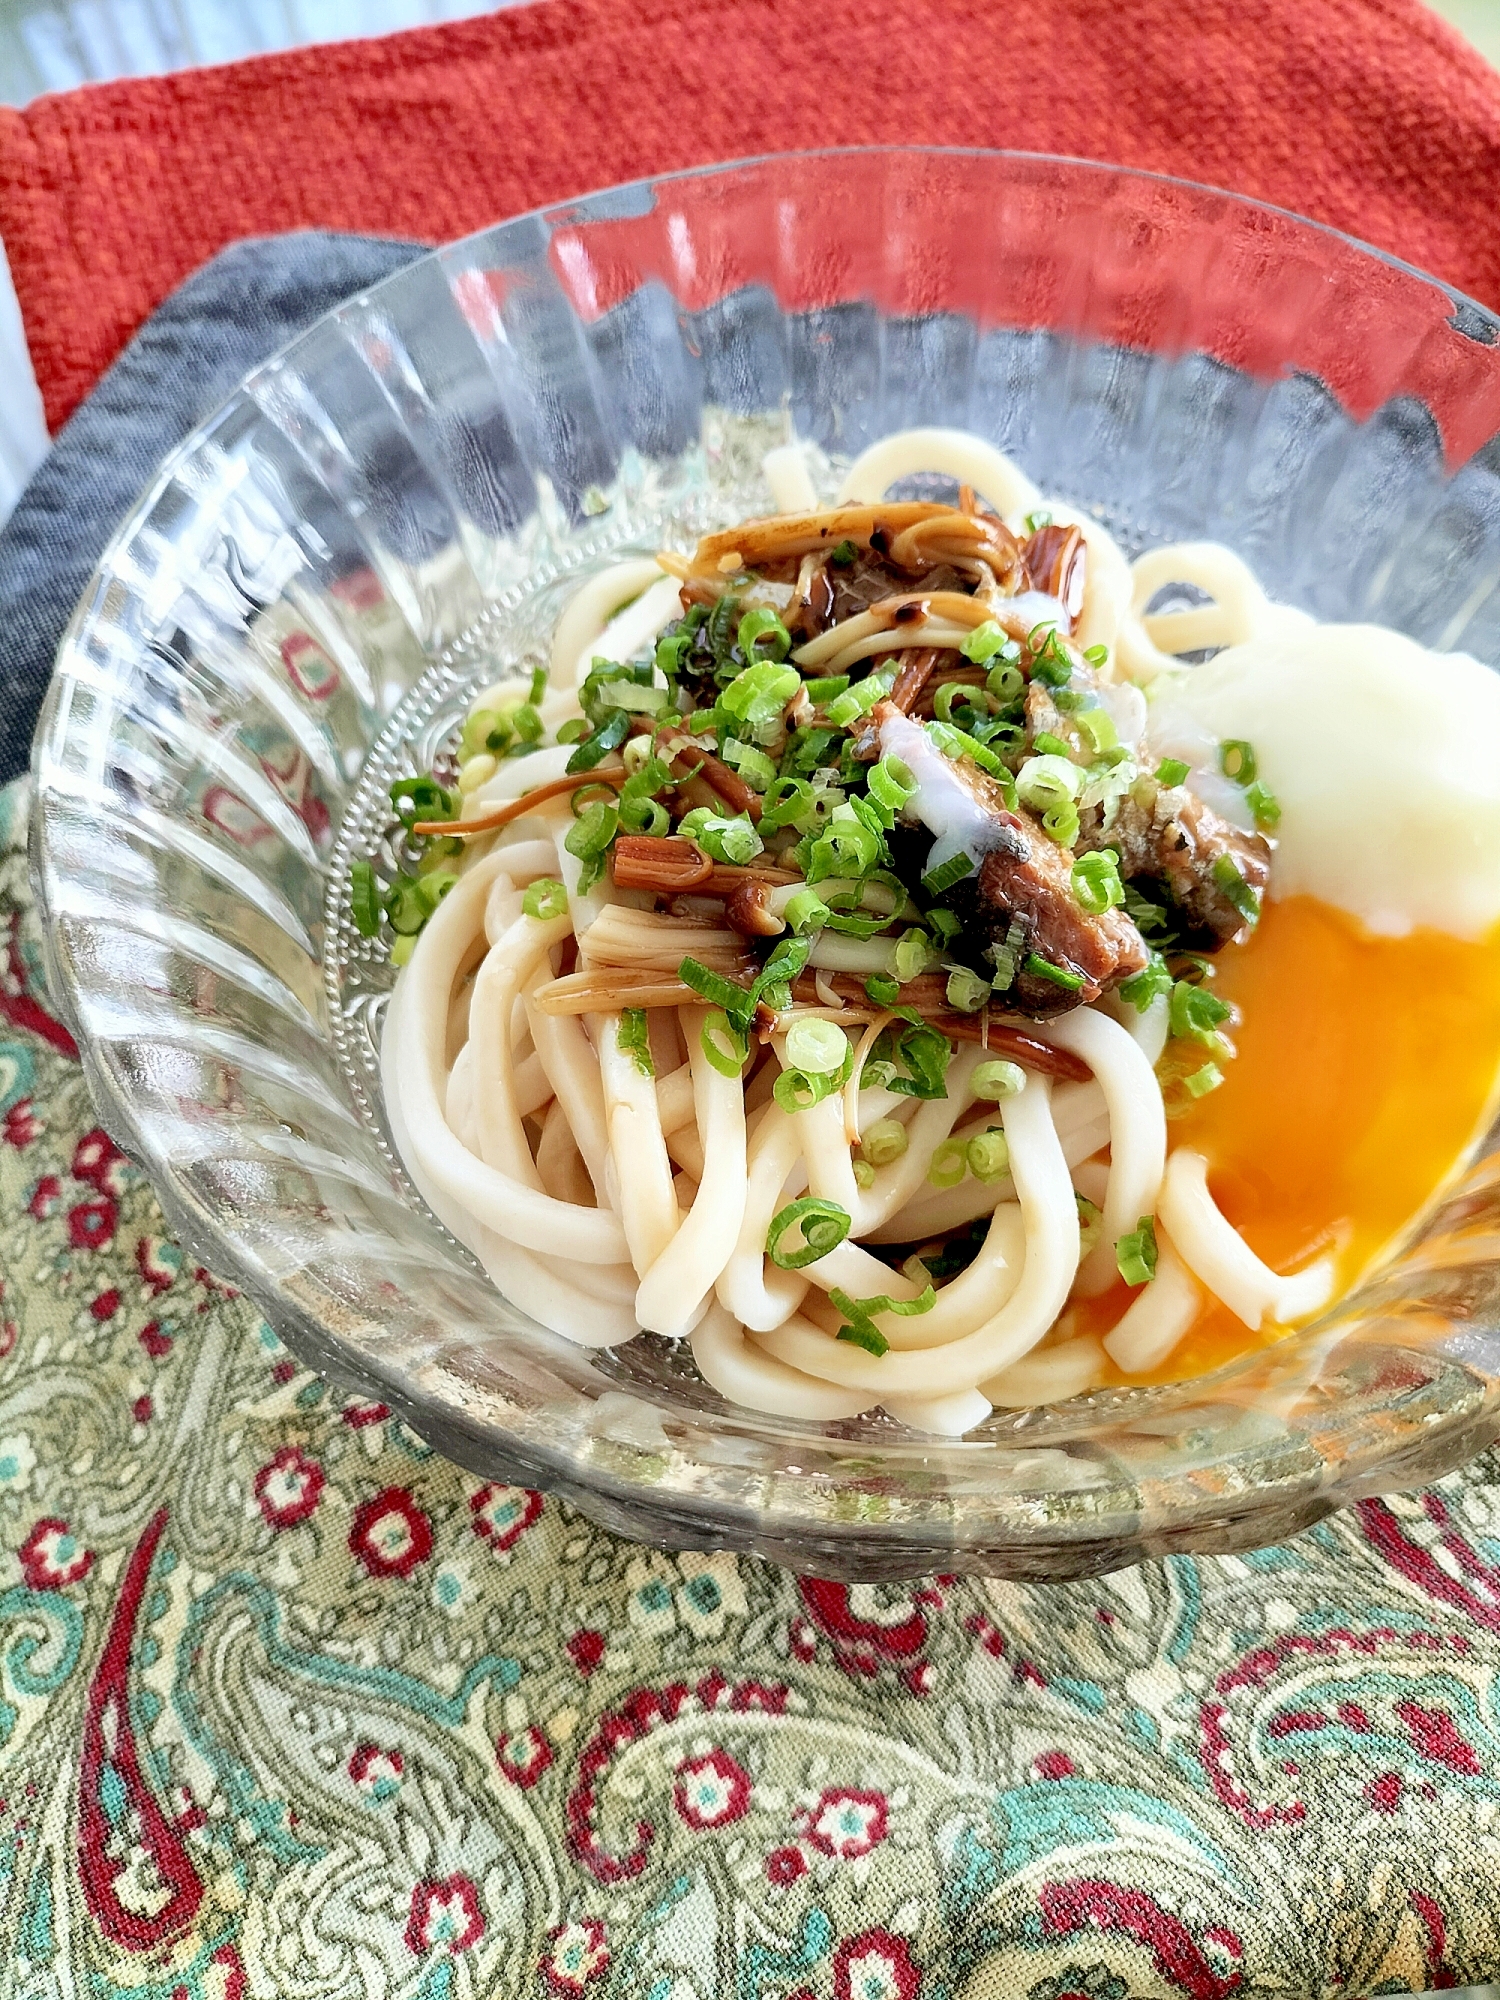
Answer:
[0,0,1498,433]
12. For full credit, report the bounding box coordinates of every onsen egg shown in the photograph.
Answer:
[1145,623,1500,939]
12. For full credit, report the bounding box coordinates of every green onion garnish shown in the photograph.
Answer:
[945,966,991,1013]
[830,1283,936,1357]
[1016,753,1083,814]
[1169,978,1232,1046]
[1023,954,1085,992]
[766,1196,852,1269]
[784,1017,849,1076]
[721,739,778,792]
[1211,853,1261,925]
[865,973,900,1008]
[390,775,455,829]
[920,852,974,899]
[1024,509,1053,531]
[837,1321,889,1357]
[1032,730,1072,759]
[1116,1216,1158,1287]
[972,1059,1025,1099]
[927,1135,968,1189]
[677,807,764,866]
[1076,1194,1103,1255]
[700,1008,750,1078]
[1028,623,1074,688]
[679,956,753,1021]
[1154,757,1190,788]
[860,1119,908,1167]
[522,877,568,922]
[565,708,631,773]
[867,754,917,815]
[1185,1060,1224,1098]
[1119,952,1172,1012]
[350,859,382,937]
[1219,739,1257,785]
[828,539,859,568]
[892,930,934,983]
[737,607,793,664]
[1083,643,1109,668]
[783,888,830,934]
[512,703,544,743]
[1076,708,1119,757]
[826,669,896,729]
[1245,780,1281,829]
[1070,848,1125,916]
[966,1129,1010,1182]
[617,1008,654,1077]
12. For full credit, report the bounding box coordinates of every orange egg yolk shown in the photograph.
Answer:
[1080,895,1500,1384]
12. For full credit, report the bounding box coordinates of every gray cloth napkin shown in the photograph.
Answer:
[0,230,425,786]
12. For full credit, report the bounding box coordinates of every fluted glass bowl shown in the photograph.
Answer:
[30,149,1500,1581]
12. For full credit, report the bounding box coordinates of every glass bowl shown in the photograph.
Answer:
[30,149,1500,1581]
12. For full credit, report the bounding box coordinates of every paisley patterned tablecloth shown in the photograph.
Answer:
[3,778,1500,2000]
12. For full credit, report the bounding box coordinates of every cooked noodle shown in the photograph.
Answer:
[376,426,1385,1435]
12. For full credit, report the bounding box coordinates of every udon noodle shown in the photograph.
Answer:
[370,426,1500,1435]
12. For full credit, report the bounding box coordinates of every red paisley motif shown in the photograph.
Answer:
[566,1674,787,1881]
[78,1508,203,1949]
[797,1577,948,1678]
[1040,1880,1242,2000]
[1359,1494,1500,1631]
[1,910,77,1058]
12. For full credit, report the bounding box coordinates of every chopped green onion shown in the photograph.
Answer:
[960,620,1011,665]
[759,775,816,833]
[1211,853,1261,926]
[785,1016,849,1075]
[1016,753,1083,813]
[766,1196,852,1270]
[804,804,883,885]
[892,930,934,982]
[945,966,991,1013]
[721,658,800,734]
[1169,978,1232,1046]
[773,1065,844,1114]
[921,852,974,899]
[1071,848,1125,915]
[853,1158,876,1188]
[511,703,544,743]
[927,908,960,945]
[783,889,830,934]
[700,1008,750,1078]
[570,781,619,817]
[677,807,764,866]
[836,1320,889,1357]
[1028,624,1074,688]
[1033,730,1071,758]
[565,708,630,773]
[390,775,455,829]
[887,1019,952,1100]
[826,669,896,729]
[972,1059,1025,1099]
[1185,1060,1224,1098]
[1119,952,1172,1012]
[556,716,590,745]
[860,1118,908,1168]
[802,675,851,706]
[737,607,793,664]
[461,709,507,759]
[1154,757,1190,788]
[927,1138,968,1189]
[390,932,417,968]
[721,739,778,792]
[868,755,917,815]
[1076,708,1120,757]
[385,881,429,936]
[866,974,900,1008]
[1042,802,1081,847]
[966,1129,1010,1182]
[1023,953,1085,992]
[617,1008,654,1077]
[656,630,695,676]
[522,876,569,922]
[1245,780,1281,830]
[828,539,859,568]
[925,719,1013,787]
[1076,1194,1102,1256]
[1116,1215,1158,1287]
[679,956,753,1025]
[1219,739,1257,785]
[564,800,620,892]
[986,655,1025,702]
[1083,643,1109,668]
[350,859,382,937]
[1024,509,1053,531]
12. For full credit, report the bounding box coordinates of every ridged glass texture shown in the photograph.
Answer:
[30,150,1500,1580]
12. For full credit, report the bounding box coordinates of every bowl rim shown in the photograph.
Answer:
[28,143,1500,1578]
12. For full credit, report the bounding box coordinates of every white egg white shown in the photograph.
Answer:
[1146,624,1500,941]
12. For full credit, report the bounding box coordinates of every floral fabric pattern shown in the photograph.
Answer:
[0,774,1498,1999]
